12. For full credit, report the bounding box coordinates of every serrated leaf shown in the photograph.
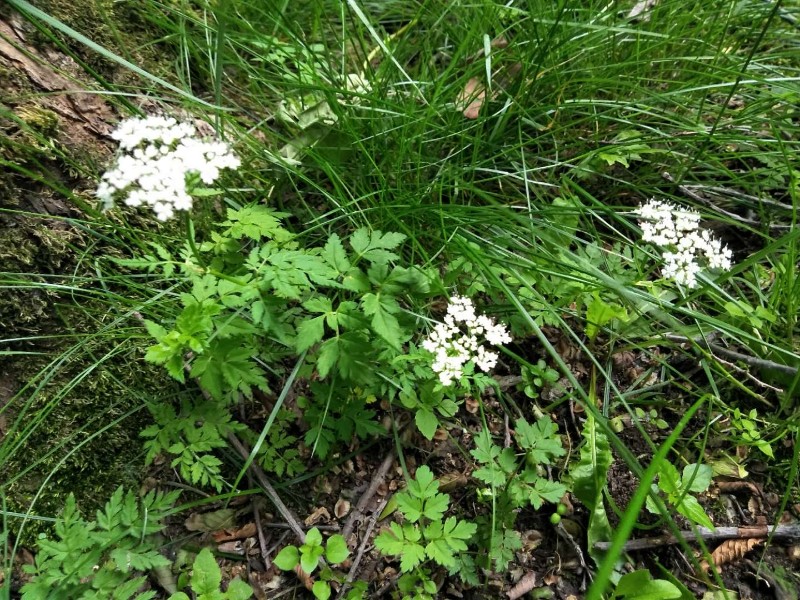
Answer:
[350,229,406,264]
[529,479,567,509]
[225,578,254,600]
[374,522,406,555]
[361,292,402,348]
[316,338,340,379]
[515,417,565,465]
[296,316,326,352]
[585,292,628,341]
[322,233,350,273]
[191,548,222,595]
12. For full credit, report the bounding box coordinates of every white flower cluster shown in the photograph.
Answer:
[422,296,512,386]
[96,115,240,221]
[636,199,733,288]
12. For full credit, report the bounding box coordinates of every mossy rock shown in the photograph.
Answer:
[0,338,178,547]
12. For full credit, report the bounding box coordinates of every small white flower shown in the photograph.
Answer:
[97,115,240,221]
[421,296,511,386]
[636,198,733,288]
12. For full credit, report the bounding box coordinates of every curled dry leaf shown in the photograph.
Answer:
[438,472,468,493]
[456,78,488,119]
[334,498,351,519]
[507,572,537,600]
[212,522,257,543]
[700,538,763,572]
[304,506,331,526]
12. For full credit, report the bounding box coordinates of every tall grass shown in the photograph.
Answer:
[2,0,799,596]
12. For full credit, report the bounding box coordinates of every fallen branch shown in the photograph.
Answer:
[228,433,307,543]
[341,450,395,541]
[336,496,389,600]
[594,524,800,552]
[664,333,798,377]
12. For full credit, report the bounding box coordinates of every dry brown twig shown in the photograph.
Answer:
[336,496,390,600]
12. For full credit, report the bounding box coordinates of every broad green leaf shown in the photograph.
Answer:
[657,462,682,496]
[325,535,349,564]
[312,581,331,600]
[585,293,628,341]
[568,414,615,569]
[613,570,682,599]
[300,544,324,574]
[681,464,712,494]
[305,527,323,547]
[676,494,715,530]
[273,546,300,571]
[415,408,439,440]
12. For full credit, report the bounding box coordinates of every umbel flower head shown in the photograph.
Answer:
[636,199,733,288]
[422,296,512,386]
[96,115,240,221]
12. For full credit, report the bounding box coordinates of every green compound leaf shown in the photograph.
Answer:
[350,228,407,264]
[374,522,426,572]
[515,417,565,465]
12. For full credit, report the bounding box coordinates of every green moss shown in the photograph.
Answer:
[20,0,178,83]
[1,338,178,546]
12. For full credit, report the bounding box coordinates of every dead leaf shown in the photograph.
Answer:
[304,506,331,526]
[438,472,468,493]
[185,508,236,532]
[507,572,536,600]
[212,523,257,543]
[455,78,487,119]
[334,498,351,519]
[700,538,763,572]
[217,540,245,555]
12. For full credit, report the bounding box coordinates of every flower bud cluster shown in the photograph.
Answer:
[96,116,240,221]
[422,296,512,386]
[636,199,733,288]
